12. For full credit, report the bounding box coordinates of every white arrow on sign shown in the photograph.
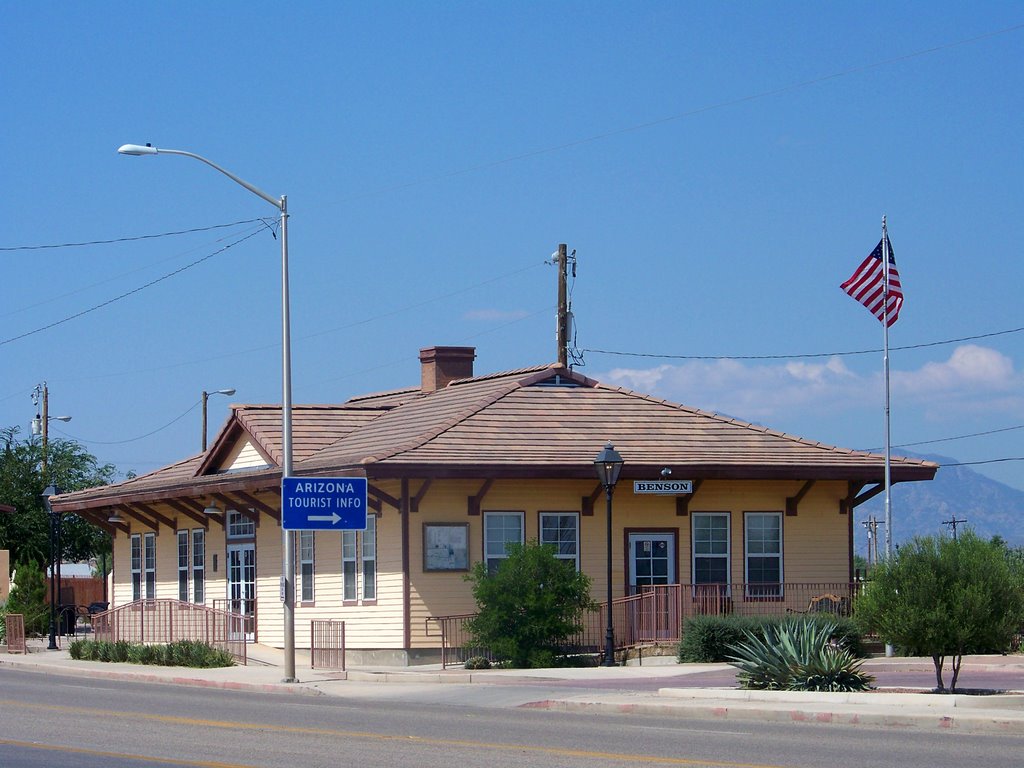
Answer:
[308,513,341,525]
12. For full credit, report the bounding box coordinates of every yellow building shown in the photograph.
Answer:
[51,346,936,665]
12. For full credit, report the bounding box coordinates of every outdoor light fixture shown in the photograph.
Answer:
[107,511,126,524]
[120,141,297,681]
[593,441,624,666]
[203,504,224,516]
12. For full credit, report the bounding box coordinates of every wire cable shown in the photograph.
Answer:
[0,219,265,251]
[582,325,1024,362]
[52,400,202,445]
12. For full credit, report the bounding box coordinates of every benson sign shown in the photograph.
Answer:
[281,477,368,531]
[633,480,693,495]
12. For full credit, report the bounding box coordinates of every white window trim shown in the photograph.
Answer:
[342,529,358,602]
[691,512,730,588]
[483,511,525,574]
[298,530,315,603]
[744,512,784,598]
[539,512,580,570]
[143,532,156,600]
[362,514,376,601]
[130,533,142,602]
[192,528,206,605]
[177,530,190,602]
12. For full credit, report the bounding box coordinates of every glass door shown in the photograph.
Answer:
[627,533,676,641]
[226,543,256,641]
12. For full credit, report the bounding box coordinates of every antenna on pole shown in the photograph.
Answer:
[556,243,568,367]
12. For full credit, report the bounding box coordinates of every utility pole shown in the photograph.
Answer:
[942,516,968,540]
[556,243,568,367]
[861,516,884,567]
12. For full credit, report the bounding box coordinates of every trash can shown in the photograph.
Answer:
[58,606,77,637]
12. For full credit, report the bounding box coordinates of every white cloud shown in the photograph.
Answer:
[598,345,1023,425]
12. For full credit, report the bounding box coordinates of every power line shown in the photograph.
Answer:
[891,424,1024,449]
[0,227,268,348]
[0,218,266,251]
[52,401,201,445]
[938,457,1024,468]
[582,324,1024,362]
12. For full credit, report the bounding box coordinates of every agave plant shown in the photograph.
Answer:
[727,618,874,692]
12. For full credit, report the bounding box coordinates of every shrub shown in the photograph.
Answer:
[64,639,234,668]
[464,541,596,668]
[464,655,491,670]
[679,614,866,663]
[857,531,1024,692]
[727,618,874,692]
[6,560,48,636]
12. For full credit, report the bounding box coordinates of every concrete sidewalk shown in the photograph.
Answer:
[3,640,1024,734]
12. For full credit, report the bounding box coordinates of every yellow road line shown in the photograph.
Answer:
[0,738,252,768]
[0,699,786,768]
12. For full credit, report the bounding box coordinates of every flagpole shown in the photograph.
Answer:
[882,215,895,658]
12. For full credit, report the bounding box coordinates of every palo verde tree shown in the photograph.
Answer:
[0,426,118,567]
[465,541,596,668]
[856,530,1024,692]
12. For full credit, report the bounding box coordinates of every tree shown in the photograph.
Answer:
[0,426,118,567]
[856,530,1024,692]
[464,541,596,668]
[6,559,48,635]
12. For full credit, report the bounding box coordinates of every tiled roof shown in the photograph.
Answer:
[50,361,936,510]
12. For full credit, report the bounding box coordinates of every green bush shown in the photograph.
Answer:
[6,560,48,636]
[66,639,234,667]
[464,541,596,668]
[727,618,874,692]
[679,614,865,663]
[464,655,491,670]
[857,531,1024,692]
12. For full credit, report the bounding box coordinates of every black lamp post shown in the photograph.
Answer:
[42,484,61,650]
[593,442,623,667]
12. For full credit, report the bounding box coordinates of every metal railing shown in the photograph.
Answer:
[91,599,248,664]
[310,619,346,670]
[213,598,257,642]
[429,582,863,667]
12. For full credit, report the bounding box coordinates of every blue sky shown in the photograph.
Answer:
[3,3,1022,498]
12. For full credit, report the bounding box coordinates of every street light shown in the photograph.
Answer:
[201,388,236,451]
[118,143,297,682]
[593,441,624,667]
[42,485,62,650]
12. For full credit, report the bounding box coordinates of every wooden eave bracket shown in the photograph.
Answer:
[235,490,280,522]
[675,479,703,516]
[468,479,494,516]
[849,482,883,511]
[119,504,160,533]
[785,480,816,516]
[410,480,432,514]
[135,501,177,531]
[213,493,259,527]
[368,485,401,513]
[165,499,209,528]
[581,483,602,517]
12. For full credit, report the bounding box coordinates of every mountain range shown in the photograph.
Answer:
[856,453,1024,550]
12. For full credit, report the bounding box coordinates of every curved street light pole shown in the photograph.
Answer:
[118,144,296,682]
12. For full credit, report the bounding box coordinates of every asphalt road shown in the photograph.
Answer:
[1,667,1021,768]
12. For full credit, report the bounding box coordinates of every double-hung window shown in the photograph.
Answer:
[130,534,142,601]
[692,513,730,587]
[341,514,377,603]
[177,530,190,601]
[143,532,156,599]
[298,530,315,603]
[192,529,205,604]
[539,512,579,570]
[744,512,783,598]
[484,511,524,575]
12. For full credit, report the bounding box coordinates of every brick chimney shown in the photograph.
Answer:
[419,346,476,393]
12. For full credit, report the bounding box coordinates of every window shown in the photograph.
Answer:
[143,532,156,599]
[341,515,377,603]
[177,530,190,601]
[484,512,524,574]
[745,512,783,598]
[227,509,255,538]
[298,530,315,603]
[342,529,357,602]
[539,513,579,569]
[192,529,205,604]
[362,515,376,600]
[692,513,730,585]
[130,534,142,601]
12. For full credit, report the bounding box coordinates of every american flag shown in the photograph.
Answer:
[840,235,903,326]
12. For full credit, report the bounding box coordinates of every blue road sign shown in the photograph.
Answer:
[281,477,368,531]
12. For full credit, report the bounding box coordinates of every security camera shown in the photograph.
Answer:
[660,467,672,479]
